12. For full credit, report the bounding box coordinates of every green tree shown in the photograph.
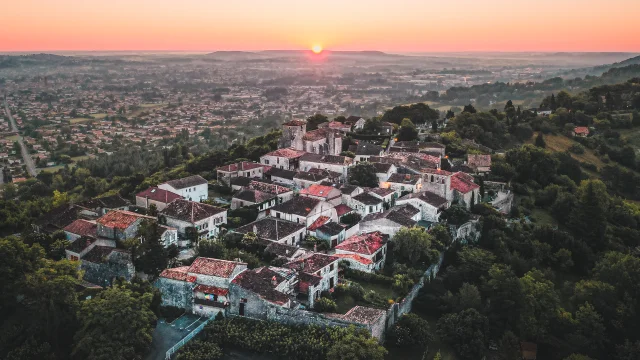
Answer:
[437,308,489,360]
[177,340,222,360]
[131,219,169,278]
[535,133,546,148]
[387,313,432,348]
[348,162,379,187]
[568,180,610,251]
[73,285,157,360]
[392,227,437,267]
[326,328,387,360]
[306,113,328,131]
[397,118,418,141]
[519,269,560,341]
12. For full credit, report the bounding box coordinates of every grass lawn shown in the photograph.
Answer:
[528,133,606,171]
[6,134,20,141]
[40,164,75,173]
[622,126,640,151]
[530,208,558,227]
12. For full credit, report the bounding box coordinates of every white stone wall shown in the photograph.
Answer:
[394,198,442,222]
[135,197,170,211]
[260,155,295,170]
[299,161,348,181]
[159,183,208,202]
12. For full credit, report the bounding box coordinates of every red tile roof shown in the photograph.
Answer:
[574,126,589,135]
[136,187,183,203]
[285,253,339,274]
[300,184,337,198]
[159,266,196,282]
[217,161,264,173]
[334,204,354,217]
[307,216,330,231]
[335,231,386,255]
[63,219,97,238]
[188,257,246,278]
[97,210,153,229]
[194,284,229,296]
[334,253,373,265]
[450,172,480,194]
[467,154,491,168]
[263,148,306,159]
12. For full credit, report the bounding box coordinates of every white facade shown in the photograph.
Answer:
[165,211,228,240]
[159,183,208,202]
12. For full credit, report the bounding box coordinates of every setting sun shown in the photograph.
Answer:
[311,45,323,54]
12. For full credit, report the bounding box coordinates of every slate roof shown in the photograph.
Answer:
[235,218,305,241]
[352,192,383,206]
[265,241,305,258]
[270,196,321,217]
[316,222,345,236]
[230,176,254,187]
[37,205,80,230]
[339,184,362,195]
[231,267,290,305]
[136,187,183,203]
[161,199,226,222]
[393,204,420,218]
[285,253,339,274]
[335,231,386,255]
[233,189,275,204]
[307,168,341,179]
[371,162,393,173]
[188,257,246,278]
[451,172,480,194]
[162,175,208,189]
[63,219,97,238]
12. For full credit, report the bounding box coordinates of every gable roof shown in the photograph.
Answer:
[263,148,306,159]
[96,210,153,229]
[161,199,226,223]
[270,196,321,217]
[355,143,383,156]
[316,222,346,236]
[231,267,291,305]
[234,218,305,241]
[352,192,383,206]
[398,191,448,208]
[161,175,208,189]
[188,257,246,278]
[265,167,297,180]
[334,204,354,217]
[136,187,183,203]
[387,173,422,185]
[299,153,351,165]
[217,161,264,173]
[159,266,196,282]
[307,216,331,231]
[285,253,339,274]
[335,231,386,255]
[450,172,480,194]
[233,189,276,204]
[362,209,417,227]
[63,219,97,238]
[300,184,338,198]
[467,154,491,168]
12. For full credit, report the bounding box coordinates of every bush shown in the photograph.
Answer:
[569,143,586,154]
[387,314,433,348]
[344,268,394,285]
[177,340,223,360]
[314,297,338,312]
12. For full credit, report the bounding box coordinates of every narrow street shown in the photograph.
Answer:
[4,96,37,177]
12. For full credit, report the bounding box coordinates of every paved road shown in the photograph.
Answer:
[4,96,37,177]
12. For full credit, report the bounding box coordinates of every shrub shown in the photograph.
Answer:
[387,314,433,348]
[344,268,394,285]
[569,143,586,154]
[177,340,223,360]
[314,297,338,312]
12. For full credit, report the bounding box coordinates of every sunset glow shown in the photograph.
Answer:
[0,0,639,52]
[312,45,323,54]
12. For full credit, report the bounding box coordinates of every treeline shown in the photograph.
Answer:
[412,143,640,360]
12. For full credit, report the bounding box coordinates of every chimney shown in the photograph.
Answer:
[253,225,257,234]
[271,276,277,286]
[145,195,149,209]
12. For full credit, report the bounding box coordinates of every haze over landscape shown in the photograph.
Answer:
[2,2,640,360]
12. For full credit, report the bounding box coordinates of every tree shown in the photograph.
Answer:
[314,297,337,312]
[348,162,378,187]
[177,340,222,360]
[519,269,560,341]
[397,118,418,141]
[131,219,169,278]
[462,104,477,114]
[73,285,156,360]
[52,190,70,207]
[437,308,489,360]
[306,113,328,131]
[392,227,437,267]
[446,109,455,119]
[326,328,387,360]
[455,283,482,312]
[535,133,546,148]
[362,117,383,134]
[147,203,158,217]
[387,313,432,348]
[568,180,610,251]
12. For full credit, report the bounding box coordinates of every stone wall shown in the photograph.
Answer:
[81,256,135,287]
[155,277,194,310]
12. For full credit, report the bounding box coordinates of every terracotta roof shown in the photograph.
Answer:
[334,253,373,265]
[467,154,491,168]
[340,306,386,325]
[307,216,330,231]
[247,180,291,195]
[233,189,275,204]
[96,210,152,229]
[300,184,338,198]
[334,204,354,217]
[63,219,97,238]
[188,257,246,278]
[217,161,263,173]
[159,266,196,282]
[450,172,480,194]
[298,271,323,294]
[302,128,341,141]
[136,187,183,203]
[161,199,226,223]
[231,267,291,305]
[263,148,306,159]
[335,231,386,255]
[574,126,589,135]
[285,253,338,274]
[387,173,421,185]
[194,284,229,296]
[161,175,208,189]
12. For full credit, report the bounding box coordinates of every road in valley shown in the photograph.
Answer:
[4,96,38,177]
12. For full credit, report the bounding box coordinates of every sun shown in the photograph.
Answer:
[311,45,323,54]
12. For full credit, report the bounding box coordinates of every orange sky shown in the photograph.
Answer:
[1,0,639,52]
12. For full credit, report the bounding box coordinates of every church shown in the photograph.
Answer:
[279,119,343,156]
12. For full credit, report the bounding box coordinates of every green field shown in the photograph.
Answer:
[527,133,606,171]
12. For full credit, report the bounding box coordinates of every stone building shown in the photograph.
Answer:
[159,175,209,202]
[135,186,183,211]
[95,210,155,241]
[161,199,227,241]
[333,231,388,273]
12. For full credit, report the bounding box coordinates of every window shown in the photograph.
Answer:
[330,264,334,271]
[264,159,270,165]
